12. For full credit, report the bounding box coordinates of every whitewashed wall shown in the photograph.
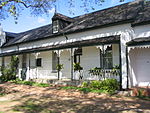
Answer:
[17,55,23,78]
[128,24,150,87]
[1,22,150,88]
[60,49,71,79]
[26,51,58,80]
[4,56,11,66]
[112,44,120,66]
[134,24,150,38]
[80,46,100,71]
[1,23,134,88]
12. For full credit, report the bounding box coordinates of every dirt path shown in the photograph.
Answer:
[0,82,150,113]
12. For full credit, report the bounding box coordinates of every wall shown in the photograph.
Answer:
[133,24,150,38]
[128,24,150,87]
[1,23,135,88]
[26,51,58,80]
[80,46,100,71]
[112,44,120,66]
[128,48,150,87]
[60,49,71,79]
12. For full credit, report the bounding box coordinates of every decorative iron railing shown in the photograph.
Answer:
[73,69,120,81]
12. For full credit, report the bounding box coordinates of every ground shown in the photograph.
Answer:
[0,83,150,113]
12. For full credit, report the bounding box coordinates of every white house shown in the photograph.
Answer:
[0,0,150,89]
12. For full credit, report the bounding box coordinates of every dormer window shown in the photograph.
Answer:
[53,20,59,33]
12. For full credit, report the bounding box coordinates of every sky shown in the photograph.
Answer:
[0,0,134,33]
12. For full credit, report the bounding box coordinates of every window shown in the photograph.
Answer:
[0,39,1,46]
[52,51,58,71]
[53,20,59,33]
[36,58,42,67]
[74,47,82,56]
[22,54,27,68]
[74,48,82,63]
[104,46,113,69]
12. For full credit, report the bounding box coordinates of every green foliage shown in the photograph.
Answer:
[90,80,101,89]
[78,87,91,93]
[0,87,5,96]
[34,83,50,87]
[62,79,119,94]
[99,79,119,93]
[82,79,119,94]
[12,79,50,87]
[61,86,78,90]
[112,65,120,75]
[0,56,19,82]
[89,67,102,76]
[0,0,126,21]
[73,63,83,71]
[60,86,105,94]
[56,64,64,71]
[81,81,89,87]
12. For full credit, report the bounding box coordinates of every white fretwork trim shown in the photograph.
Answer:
[128,45,150,52]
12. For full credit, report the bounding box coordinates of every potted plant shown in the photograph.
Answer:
[112,65,120,75]
[73,62,83,71]
[56,64,64,71]
[73,63,83,80]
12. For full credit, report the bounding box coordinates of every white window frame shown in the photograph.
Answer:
[52,51,58,72]
[53,20,59,33]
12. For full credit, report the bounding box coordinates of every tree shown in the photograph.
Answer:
[0,0,125,21]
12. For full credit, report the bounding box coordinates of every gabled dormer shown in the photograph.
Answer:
[52,13,73,34]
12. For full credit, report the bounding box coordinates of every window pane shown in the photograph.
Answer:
[52,51,58,70]
[36,58,42,67]
[53,20,59,33]
[22,54,27,68]
[104,46,112,69]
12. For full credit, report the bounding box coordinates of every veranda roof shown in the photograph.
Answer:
[0,35,120,57]
[127,36,150,50]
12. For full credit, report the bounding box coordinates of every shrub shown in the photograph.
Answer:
[89,80,101,89]
[88,79,119,94]
[81,81,89,87]
[100,79,119,93]
[78,87,91,93]
[0,56,19,82]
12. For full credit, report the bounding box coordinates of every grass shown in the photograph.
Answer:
[0,93,5,96]
[60,86,105,93]
[0,87,6,97]
[10,80,51,88]
[0,112,4,113]
[13,99,53,113]
[136,96,150,101]
[11,80,109,94]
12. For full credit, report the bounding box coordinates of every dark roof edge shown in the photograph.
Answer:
[127,37,150,46]
[131,20,150,27]
[127,41,150,46]
[3,19,131,48]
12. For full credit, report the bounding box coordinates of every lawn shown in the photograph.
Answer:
[0,82,150,113]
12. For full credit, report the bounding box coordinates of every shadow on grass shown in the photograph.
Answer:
[12,93,150,113]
